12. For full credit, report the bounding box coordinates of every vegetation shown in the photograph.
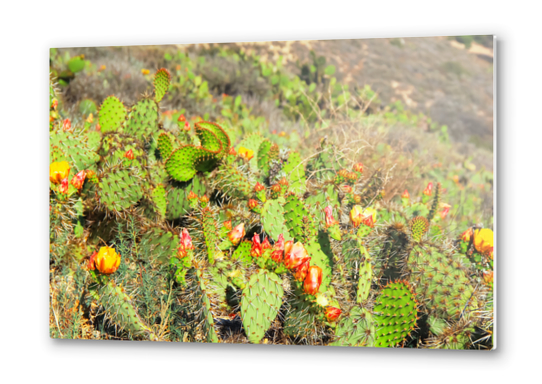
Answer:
[49,46,493,348]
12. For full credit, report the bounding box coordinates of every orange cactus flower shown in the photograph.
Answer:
[62,118,72,132]
[228,147,237,156]
[284,242,310,270]
[89,246,121,275]
[293,259,310,281]
[325,306,342,322]
[223,220,232,230]
[474,228,494,255]
[402,189,410,199]
[178,114,186,122]
[279,177,289,187]
[228,223,245,245]
[70,170,87,190]
[423,182,433,196]
[303,265,323,295]
[187,191,198,200]
[50,161,70,184]
[460,227,474,242]
[124,149,134,160]
[271,234,285,262]
[238,147,254,161]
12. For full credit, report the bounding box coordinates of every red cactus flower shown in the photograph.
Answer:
[460,227,473,242]
[228,223,245,245]
[254,182,265,192]
[59,178,69,194]
[262,237,272,250]
[279,177,289,186]
[178,114,186,122]
[325,306,342,322]
[184,122,191,131]
[248,199,259,210]
[251,233,262,257]
[271,234,285,262]
[293,259,310,281]
[271,184,282,193]
[223,220,232,230]
[124,149,134,160]
[70,170,87,190]
[180,228,194,251]
[324,205,337,227]
[62,118,71,132]
[353,163,363,173]
[402,189,410,199]
[228,147,237,156]
[303,266,323,295]
[284,242,310,270]
[338,169,349,178]
[423,182,433,196]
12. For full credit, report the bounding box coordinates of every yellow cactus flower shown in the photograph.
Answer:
[474,228,494,255]
[141,68,150,75]
[238,147,254,161]
[89,246,121,275]
[349,205,364,227]
[50,161,70,184]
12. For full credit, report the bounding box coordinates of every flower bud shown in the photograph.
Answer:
[178,114,186,122]
[59,178,69,194]
[187,191,198,200]
[460,227,473,242]
[284,242,310,270]
[184,121,191,132]
[62,118,72,132]
[324,205,337,227]
[180,228,194,251]
[279,177,289,187]
[353,163,363,173]
[439,205,451,219]
[223,220,232,230]
[325,306,342,322]
[228,147,237,156]
[70,170,87,190]
[51,99,58,110]
[271,234,285,262]
[303,265,323,295]
[482,270,493,285]
[228,223,245,245]
[50,161,70,184]
[341,185,353,194]
[248,199,259,211]
[271,184,281,193]
[361,207,377,228]
[262,237,272,250]
[423,182,433,196]
[251,233,262,257]
[401,189,410,199]
[124,149,134,160]
[89,246,121,275]
[337,169,349,178]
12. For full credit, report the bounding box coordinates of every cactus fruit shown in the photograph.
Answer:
[240,270,284,343]
[98,96,126,133]
[373,280,418,348]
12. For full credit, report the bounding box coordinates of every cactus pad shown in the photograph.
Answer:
[282,151,306,194]
[331,306,375,347]
[98,169,144,212]
[373,280,418,348]
[240,270,284,343]
[140,227,179,263]
[125,98,159,141]
[153,68,171,103]
[214,163,252,199]
[283,193,317,243]
[157,132,174,160]
[261,197,292,242]
[410,216,429,242]
[98,96,126,133]
[231,241,252,266]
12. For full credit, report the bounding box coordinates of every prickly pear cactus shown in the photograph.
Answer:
[240,270,284,343]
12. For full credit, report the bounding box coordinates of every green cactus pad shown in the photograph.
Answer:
[282,151,306,194]
[305,238,333,293]
[257,139,272,176]
[237,133,265,168]
[196,121,231,159]
[98,169,145,212]
[157,132,174,160]
[214,163,253,199]
[356,259,373,303]
[153,68,171,103]
[283,193,317,243]
[231,241,253,266]
[240,270,284,344]
[427,182,441,224]
[283,299,317,340]
[410,216,429,242]
[140,227,179,263]
[50,131,100,172]
[330,306,375,347]
[202,208,218,264]
[98,96,126,133]
[408,245,477,319]
[150,184,167,219]
[125,98,159,141]
[373,280,418,348]
[97,280,159,340]
[190,269,219,343]
[261,197,292,242]
[166,176,206,220]
[166,145,218,182]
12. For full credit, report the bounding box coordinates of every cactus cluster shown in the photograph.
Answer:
[49,64,494,349]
